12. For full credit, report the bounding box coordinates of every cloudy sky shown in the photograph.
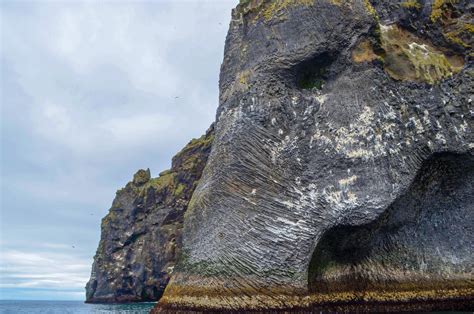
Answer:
[0,0,235,300]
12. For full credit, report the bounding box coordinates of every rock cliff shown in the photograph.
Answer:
[153,0,473,312]
[85,126,213,303]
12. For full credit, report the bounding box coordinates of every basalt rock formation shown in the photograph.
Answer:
[152,0,473,312]
[85,126,213,303]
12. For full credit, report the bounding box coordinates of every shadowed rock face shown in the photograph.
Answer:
[85,126,213,303]
[154,0,473,311]
[308,152,473,293]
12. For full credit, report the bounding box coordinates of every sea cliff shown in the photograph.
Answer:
[88,0,473,311]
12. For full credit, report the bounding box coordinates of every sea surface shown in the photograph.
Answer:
[0,301,469,313]
[0,300,156,314]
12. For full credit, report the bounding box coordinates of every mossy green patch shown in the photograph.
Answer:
[236,70,251,90]
[262,0,313,21]
[181,155,200,171]
[430,0,458,22]
[363,0,379,21]
[464,23,474,33]
[159,169,172,176]
[443,21,474,48]
[380,25,464,84]
[427,0,472,48]
[148,172,176,191]
[239,0,313,23]
[173,183,186,198]
[400,0,421,10]
[175,133,214,161]
[445,31,470,48]
[328,0,343,5]
[133,169,150,185]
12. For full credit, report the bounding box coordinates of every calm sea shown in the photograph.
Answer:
[0,300,156,314]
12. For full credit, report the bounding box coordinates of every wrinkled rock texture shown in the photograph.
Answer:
[85,126,213,303]
[154,0,473,312]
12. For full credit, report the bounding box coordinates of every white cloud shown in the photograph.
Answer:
[49,3,180,95]
[1,0,236,300]
[2,1,234,158]
[0,249,90,290]
[29,100,174,155]
[99,113,174,144]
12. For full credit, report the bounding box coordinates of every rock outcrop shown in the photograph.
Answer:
[85,126,213,303]
[153,0,473,312]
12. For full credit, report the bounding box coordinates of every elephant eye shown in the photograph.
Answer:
[293,52,334,90]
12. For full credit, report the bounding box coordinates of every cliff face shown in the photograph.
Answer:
[85,125,213,303]
[154,0,473,312]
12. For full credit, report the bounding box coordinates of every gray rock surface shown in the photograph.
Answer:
[155,0,473,311]
[85,126,213,303]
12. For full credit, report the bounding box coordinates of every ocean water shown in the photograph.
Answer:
[0,301,469,313]
[0,301,156,314]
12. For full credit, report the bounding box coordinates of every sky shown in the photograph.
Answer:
[0,0,236,301]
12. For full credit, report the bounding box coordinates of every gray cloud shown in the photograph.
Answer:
[0,0,236,300]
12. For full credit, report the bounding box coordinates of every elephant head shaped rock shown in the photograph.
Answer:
[156,0,473,311]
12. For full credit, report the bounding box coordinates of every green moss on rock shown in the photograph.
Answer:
[431,0,458,22]
[363,0,379,21]
[173,183,186,198]
[400,0,421,10]
[237,0,313,23]
[133,168,151,185]
[148,172,176,191]
[379,25,464,84]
